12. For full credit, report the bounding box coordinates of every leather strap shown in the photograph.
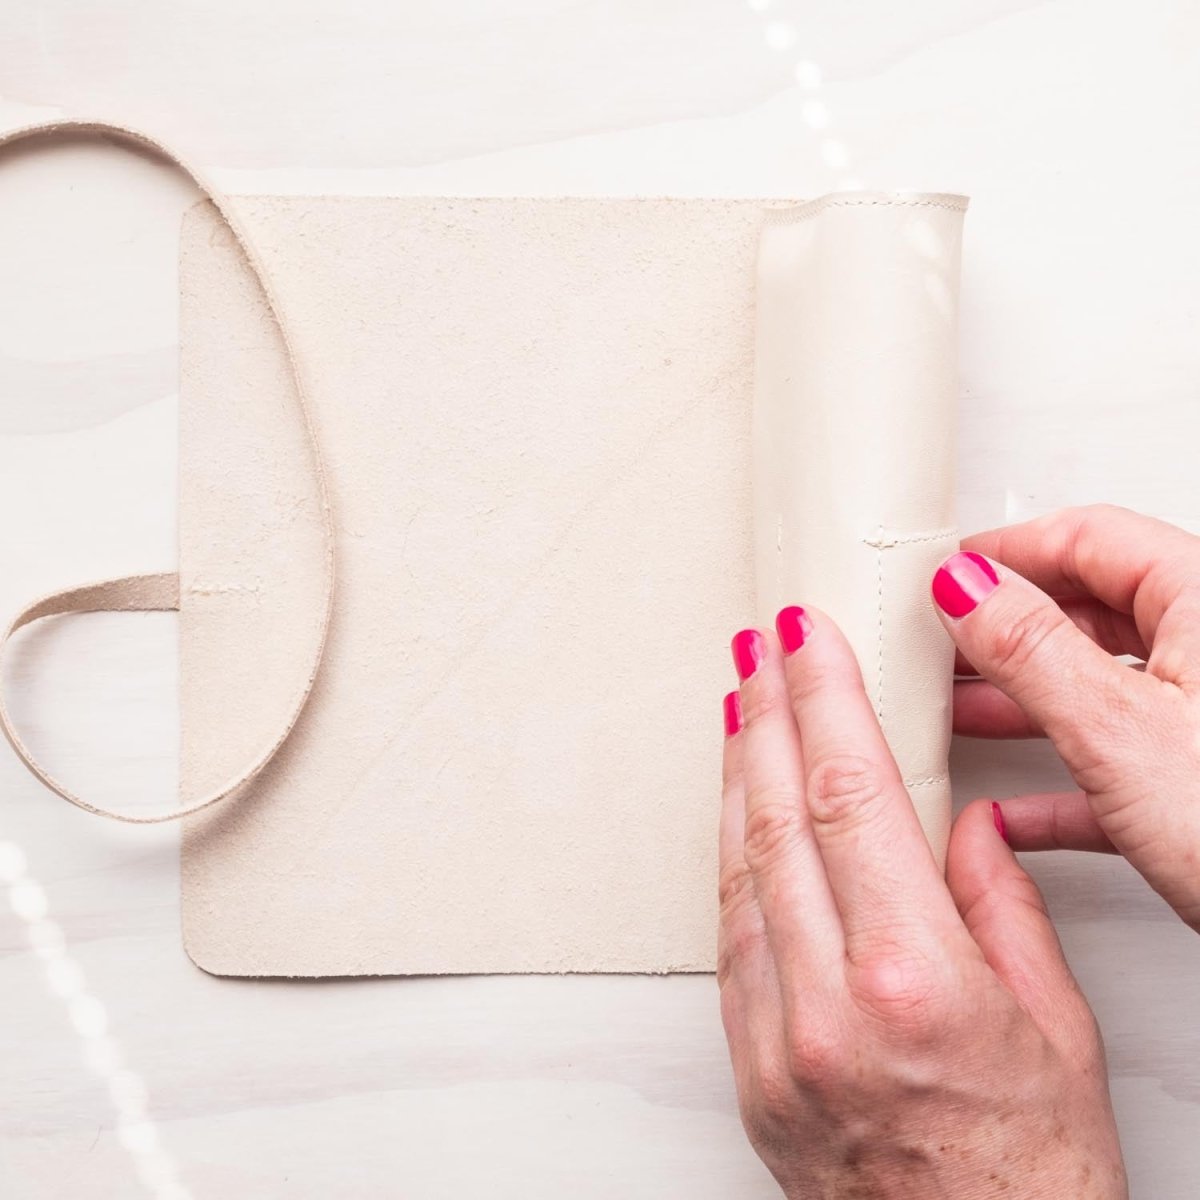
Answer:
[0,119,336,824]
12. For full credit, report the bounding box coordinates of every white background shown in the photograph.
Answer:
[1,1,1199,1196]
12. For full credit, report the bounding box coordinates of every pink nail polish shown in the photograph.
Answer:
[723,691,743,737]
[932,551,1000,618]
[775,606,813,655]
[991,801,1008,844]
[731,629,765,681]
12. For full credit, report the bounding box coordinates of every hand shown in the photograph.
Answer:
[718,609,1125,1198]
[935,504,1200,930]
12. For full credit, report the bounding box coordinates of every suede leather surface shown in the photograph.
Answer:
[0,129,965,974]
[175,193,966,977]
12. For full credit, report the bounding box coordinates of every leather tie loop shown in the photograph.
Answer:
[0,120,336,823]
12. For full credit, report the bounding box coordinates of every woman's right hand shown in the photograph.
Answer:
[930,505,1200,930]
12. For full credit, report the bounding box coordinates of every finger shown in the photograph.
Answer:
[719,693,765,986]
[719,692,748,878]
[955,652,1152,734]
[718,693,771,981]
[931,550,1156,783]
[993,792,1118,854]
[952,596,1147,677]
[946,799,1093,1037]
[732,628,844,991]
[953,678,1044,738]
[953,647,981,676]
[717,693,786,1059]
[774,605,969,967]
[962,505,1200,679]
[954,662,1150,739]
[1058,596,1150,660]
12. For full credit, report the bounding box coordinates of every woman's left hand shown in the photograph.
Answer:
[718,605,1127,1199]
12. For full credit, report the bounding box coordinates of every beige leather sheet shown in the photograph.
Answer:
[175,193,965,977]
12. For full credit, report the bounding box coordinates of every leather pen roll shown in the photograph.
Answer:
[753,193,968,866]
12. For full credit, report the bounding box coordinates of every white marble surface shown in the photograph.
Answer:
[2,1,1200,1196]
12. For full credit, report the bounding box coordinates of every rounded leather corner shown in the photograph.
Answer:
[180,914,249,979]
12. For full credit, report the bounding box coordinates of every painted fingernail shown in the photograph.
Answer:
[723,691,743,737]
[731,629,766,681]
[991,801,1009,844]
[775,605,814,655]
[932,551,1000,618]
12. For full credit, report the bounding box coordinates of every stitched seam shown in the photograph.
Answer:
[763,195,968,225]
[867,525,959,797]
[186,581,261,596]
[862,527,958,549]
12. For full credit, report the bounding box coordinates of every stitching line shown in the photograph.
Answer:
[872,525,959,782]
[763,195,968,226]
[186,581,261,596]
[862,527,958,549]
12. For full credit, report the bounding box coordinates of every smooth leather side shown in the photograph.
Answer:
[754,194,966,864]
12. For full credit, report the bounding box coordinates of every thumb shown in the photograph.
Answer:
[946,799,1092,1037]
[931,550,1145,790]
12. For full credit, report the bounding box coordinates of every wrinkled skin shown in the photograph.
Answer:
[716,503,1200,1197]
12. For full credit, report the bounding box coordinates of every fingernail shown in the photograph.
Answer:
[932,551,1000,618]
[731,629,766,681]
[991,801,1009,844]
[775,605,814,655]
[723,691,743,737]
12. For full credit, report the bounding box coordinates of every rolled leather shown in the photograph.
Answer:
[753,194,966,865]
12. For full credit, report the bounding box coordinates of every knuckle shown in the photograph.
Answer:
[1061,503,1126,556]
[989,603,1070,681]
[1000,868,1052,922]
[742,791,803,873]
[785,653,855,710]
[784,1029,841,1086]
[717,859,756,915]
[847,947,948,1035]
[806,753,889,831]
[1047,504,1134,591]
[1077,501,1128,525]
[716,914,766,989]
[957,872,1048,950]
[1148,636,1198,688]
[710,864,758,945]
[737,682,787,728]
